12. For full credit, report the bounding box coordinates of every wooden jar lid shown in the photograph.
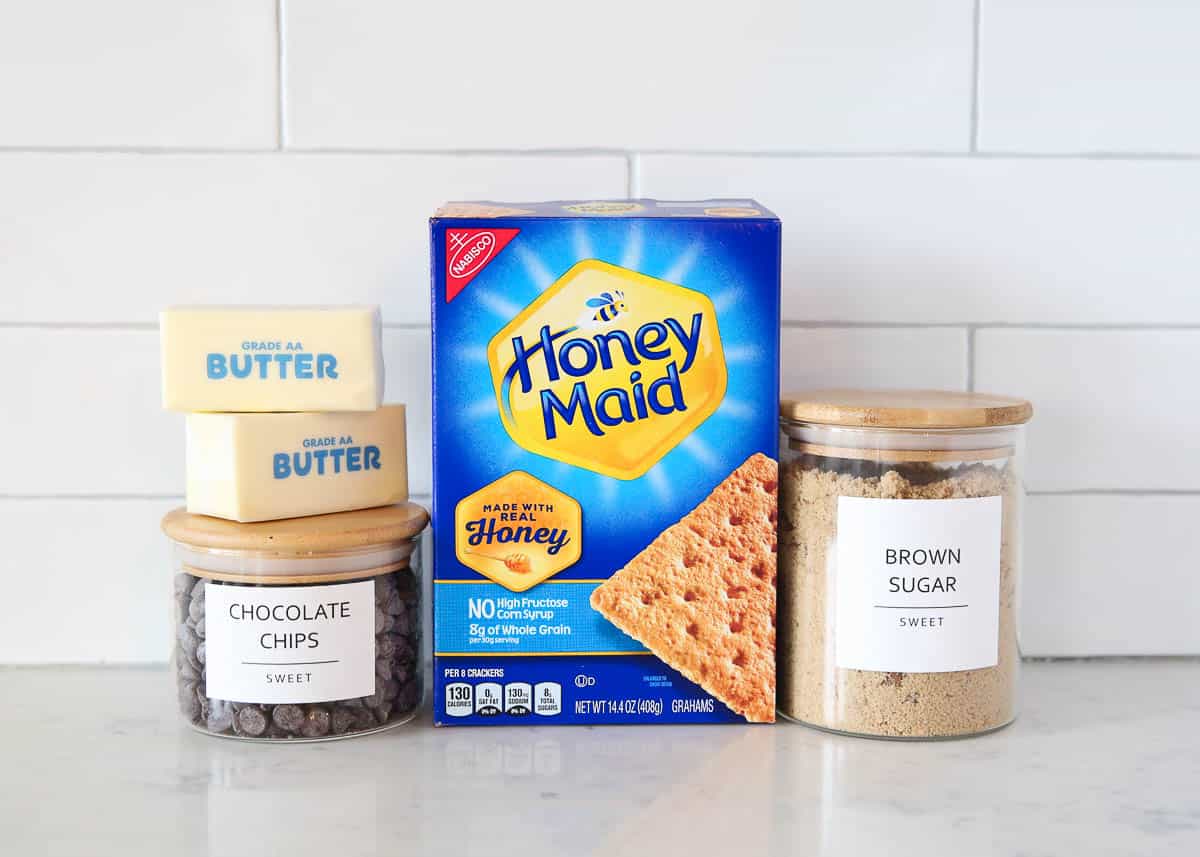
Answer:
[161,503,429,557]
[780,389,1032,429]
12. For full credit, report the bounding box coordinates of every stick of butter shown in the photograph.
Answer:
[161,306,384,412]
[186,405,408,522]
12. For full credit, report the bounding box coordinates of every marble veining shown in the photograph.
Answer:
[1,661,1197,856]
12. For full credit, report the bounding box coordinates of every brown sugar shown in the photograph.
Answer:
[777,453,1019,738]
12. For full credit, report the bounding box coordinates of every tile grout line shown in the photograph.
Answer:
[626,152,641,196]
[275,0,286,150]
[951,322,1200,331]
[0,494,186,502]
[969,0,982,153]
[1028,490,1200,497]
[0,322,161,330]
[1,147,1200,160]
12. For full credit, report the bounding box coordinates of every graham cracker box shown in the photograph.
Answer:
[430,200,780,724]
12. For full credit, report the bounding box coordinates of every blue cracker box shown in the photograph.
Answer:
[430,199,780,724]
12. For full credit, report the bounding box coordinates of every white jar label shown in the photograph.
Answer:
[205,580,376,704]
[835,496,1002,673]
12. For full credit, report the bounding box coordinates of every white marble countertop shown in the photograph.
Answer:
[2,661,1197,856]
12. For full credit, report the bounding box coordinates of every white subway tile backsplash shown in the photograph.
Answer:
[641,155,1200,325]
[975,330,1200,493]
[0,499,177,663]
[283,0,973,151]
[781,327,967,392]
[1,0,1198,662]
[1,330,182,495]
[980,2,1200,154]
[0,1,277,148]
[1023,495,1200,656]
[383,329,432,497]
[0,328,433,496]
[0,153,626,324]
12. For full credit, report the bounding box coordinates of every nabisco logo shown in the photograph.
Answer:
[444,227,520,302]
[449,231,496,279]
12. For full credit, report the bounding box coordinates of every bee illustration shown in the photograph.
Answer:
[581,290,628,327]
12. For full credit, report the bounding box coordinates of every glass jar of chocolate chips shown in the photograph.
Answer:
[162,503,428,741]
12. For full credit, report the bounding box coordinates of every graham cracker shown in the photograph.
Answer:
[590,453,777,722]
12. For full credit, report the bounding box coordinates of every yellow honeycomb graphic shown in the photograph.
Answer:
[488,259,726,480]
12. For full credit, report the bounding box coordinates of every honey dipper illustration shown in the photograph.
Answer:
[465,550,532,574]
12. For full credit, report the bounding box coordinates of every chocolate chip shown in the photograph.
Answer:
[176,624,199,659]
[300,707,331,738]
[378,635,397,659]
[391,638,415,663]
[332,708,355,735]
[271,704,305,733]
[351,708,378,730]
[390,612,412,635]
[236,706,268,737]
[178,658,200,682]
[375,578,397,603]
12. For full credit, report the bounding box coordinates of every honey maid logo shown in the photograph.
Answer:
[487,260,726,480]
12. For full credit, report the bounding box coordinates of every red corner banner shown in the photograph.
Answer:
[445,228,520,302]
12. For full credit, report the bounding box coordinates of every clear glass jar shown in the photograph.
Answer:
[777,390,1031,739]
[162,503,428,742]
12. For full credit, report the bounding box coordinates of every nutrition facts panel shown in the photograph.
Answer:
[443,681,562,718]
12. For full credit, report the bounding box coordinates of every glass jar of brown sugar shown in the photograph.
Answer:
[778,390,1032,739]
[162,503,428,742]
